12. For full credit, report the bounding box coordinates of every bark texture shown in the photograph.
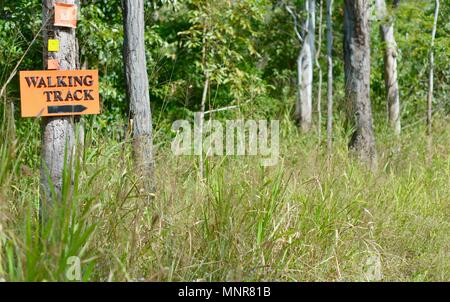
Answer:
[316,0,323,142]
[344,0,377,169]
[123,0,155,191]
[376,0,400,135]
[41,0,78,209]
[295,0,315,132]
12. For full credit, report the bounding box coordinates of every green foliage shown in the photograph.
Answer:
[393,0,450,118]
[156,0,270,120]
[0,0,42,92]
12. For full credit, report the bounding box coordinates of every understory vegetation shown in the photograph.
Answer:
[1,108,449,281]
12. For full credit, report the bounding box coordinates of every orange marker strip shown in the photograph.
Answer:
[47,59,60,70]
[54,3,78,29]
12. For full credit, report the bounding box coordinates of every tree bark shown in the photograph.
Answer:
[376,0,401,135]
[41,0,78,213]
[123,0,155,192]
[427,0,440,136]
[295,0,315,132]
[326,0,333,157]
[316,0,323,142]
[344,0,377,170]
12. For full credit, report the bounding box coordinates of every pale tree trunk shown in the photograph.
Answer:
[316,0,323,142]
[123,0,155,192]
[197,22,210,181]
[344,0,377,170]
[295,0,315,132]
[326,0,333,158]
[198,75,209,180]
[376,0,401,135]
[41,0,79,214]
[296,46,312,131]
[308,0,316,60]
[427,0,439,136]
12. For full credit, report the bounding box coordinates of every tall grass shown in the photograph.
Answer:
[0,99,448,281]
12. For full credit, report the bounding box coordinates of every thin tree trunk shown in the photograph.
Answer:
[316,0,323,142]
[376,0,401,136]
[123,0,155,192]
[344,0,377,170]
[41,0,78,214]
[427,0,439,136]
[326,0,333,158]
[198,75,209,180]
[197,20,210,180]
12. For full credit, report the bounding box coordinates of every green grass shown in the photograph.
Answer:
[0,107,449,281]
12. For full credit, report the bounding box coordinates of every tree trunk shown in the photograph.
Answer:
[326,0,333,157]
[427,0,440,136]
[344,0,377,170]
[197,22,210,181]
[198,75,209,180]
[41,0,78,213]
[316,0,323,143]
[123,0,155,192]
[308,0,316,60]
[376,0,400,135]
[295,0,315,132]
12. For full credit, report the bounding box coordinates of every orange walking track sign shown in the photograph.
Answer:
[19,70,100,117]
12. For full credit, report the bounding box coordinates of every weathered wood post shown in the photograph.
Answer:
[40,0,79,215]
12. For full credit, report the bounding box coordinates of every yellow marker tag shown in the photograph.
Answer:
[48,39,60,52]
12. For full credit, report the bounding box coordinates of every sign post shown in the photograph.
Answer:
[39,0,91,217]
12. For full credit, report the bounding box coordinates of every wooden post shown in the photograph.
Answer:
[40,0,79,215]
